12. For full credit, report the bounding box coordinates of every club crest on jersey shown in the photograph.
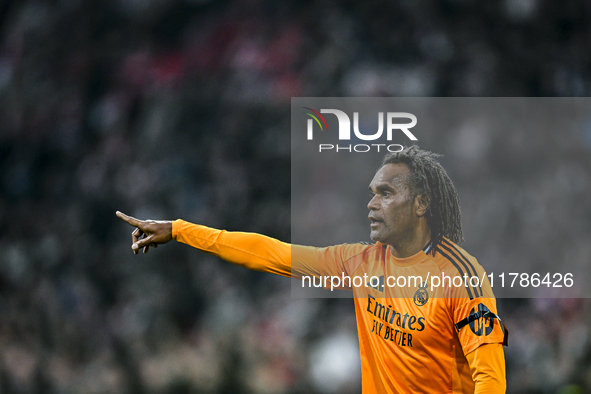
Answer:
[413,281,429,306]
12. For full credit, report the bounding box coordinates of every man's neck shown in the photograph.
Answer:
[389,225,432,259]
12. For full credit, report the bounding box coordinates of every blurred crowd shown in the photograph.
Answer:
[1,0,591,393]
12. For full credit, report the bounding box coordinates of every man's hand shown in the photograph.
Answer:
[116,211,173,254]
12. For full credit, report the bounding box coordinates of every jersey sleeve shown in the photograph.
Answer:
[173,220,367,285]
[173,219,295,277]
[447,256,507,356]
[312,243,370,290]
[466,343,506,393]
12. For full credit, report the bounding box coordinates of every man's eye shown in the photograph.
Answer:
[382,191,391,197]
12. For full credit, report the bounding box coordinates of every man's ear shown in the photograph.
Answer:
[414,194,430,217]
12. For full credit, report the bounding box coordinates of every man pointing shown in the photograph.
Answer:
[117,146,507,393]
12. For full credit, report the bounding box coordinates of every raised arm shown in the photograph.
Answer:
[172,218,293,277]
[116,212,321,279]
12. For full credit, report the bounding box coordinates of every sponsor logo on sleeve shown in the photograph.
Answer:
[468,303,495,336]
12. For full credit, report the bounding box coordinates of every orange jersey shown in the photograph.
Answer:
[306,240,506,393]
[173,220,507,393]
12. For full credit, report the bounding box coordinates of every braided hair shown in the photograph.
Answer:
[381,146,464,253]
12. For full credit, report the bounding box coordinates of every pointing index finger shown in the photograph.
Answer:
[116,211,143,227]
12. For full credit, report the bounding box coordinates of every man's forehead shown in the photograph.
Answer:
[370,163,410,186]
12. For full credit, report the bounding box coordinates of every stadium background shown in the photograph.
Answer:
[1,0,591,393]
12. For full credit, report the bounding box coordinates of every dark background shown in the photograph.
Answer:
[1,0,591,393]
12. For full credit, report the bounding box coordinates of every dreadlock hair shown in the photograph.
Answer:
[381,145,464,254]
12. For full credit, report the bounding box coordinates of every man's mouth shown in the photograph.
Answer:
[369,216,383,227]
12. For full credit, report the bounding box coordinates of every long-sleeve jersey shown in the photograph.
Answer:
[173,219,507,393]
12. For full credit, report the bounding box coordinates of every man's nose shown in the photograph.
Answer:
[368,195,380,210]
